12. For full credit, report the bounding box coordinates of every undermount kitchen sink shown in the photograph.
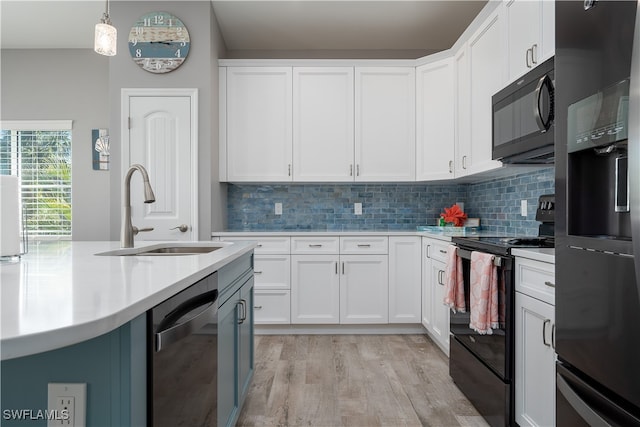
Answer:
[95,242,231,256]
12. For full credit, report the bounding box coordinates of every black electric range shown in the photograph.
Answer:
[451,235,554,257]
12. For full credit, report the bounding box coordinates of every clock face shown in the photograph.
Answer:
[128,12,190,74]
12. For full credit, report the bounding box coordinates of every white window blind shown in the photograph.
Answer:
[1,121,72,238]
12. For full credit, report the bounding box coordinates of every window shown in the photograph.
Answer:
[1,121,72,238]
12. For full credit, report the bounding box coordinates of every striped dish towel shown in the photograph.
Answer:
[469,251,499,335]
[443,245,465,313]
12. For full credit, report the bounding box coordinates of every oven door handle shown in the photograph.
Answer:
[155,290,219,352]
[457,248,503,267]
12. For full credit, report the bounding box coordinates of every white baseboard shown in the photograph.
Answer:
[255,324,427,335]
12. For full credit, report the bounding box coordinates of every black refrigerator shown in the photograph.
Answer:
[555,0,640,425]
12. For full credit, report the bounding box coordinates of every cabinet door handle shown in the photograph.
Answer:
[356,164,360,176]
[426,244,431,259]
[309,244,323,248]
[542,319,551,347]
[552,323,556,349]
[237,300,245,324]
[288,164,292,176]
[526,47,532,68]
[357,244,371,248]
[544,281,555,288]
[531,44,538,65]
[449,160,453,174]
[350,164,353,176]
[438,270,445,285]
[462,155,467,169]
[335,262,338,275]
[342,262,345,275]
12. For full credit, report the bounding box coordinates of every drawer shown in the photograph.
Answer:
[425,238,451,263]
[219,236,290,254]
[291,236,339,254]
[515,257,555,305]
[254,290,291,324]
[253,255,290,290]
[340,236,389,254]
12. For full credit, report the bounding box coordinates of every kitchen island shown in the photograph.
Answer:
[0,240,256,426]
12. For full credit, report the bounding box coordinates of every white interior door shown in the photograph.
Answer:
[126,93,196,241]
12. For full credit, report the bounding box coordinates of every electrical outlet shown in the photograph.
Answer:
[521,200,527,217]
[48,383,86,427]
[354,203,362,215]
[274,202,283,215]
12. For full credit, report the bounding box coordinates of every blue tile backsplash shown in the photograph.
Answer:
[226,167,554,235]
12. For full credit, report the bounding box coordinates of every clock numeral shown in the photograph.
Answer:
[168,19,173,27]
[143,18,151,26]
[131,38,138,46]
[176,26,183,35]
[156,62,162,70]
[136,49,142,58]
[175,49,181,58]
[154,15,164,25]
[180,40,187,47]
[135,26,144,36]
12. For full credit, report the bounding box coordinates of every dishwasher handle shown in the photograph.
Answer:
[155,289,218,352]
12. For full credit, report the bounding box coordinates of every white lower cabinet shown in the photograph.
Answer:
[291,254,341,324]
[389,236,422,323]
[340,255,389,324]
[515,256,556,427]
[422,237,451,355]
[254,290,291,324]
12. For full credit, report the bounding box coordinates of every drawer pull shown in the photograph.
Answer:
[543,319,551,347]
[357,244,371,248]
[254,271,263,275]
[254,305,263,310]
[439,249,447,254]
[544,281,556,288]
[256,244,263,247]
[309,244,323,248]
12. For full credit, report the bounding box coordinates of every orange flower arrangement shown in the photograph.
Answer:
[440,204,467,227]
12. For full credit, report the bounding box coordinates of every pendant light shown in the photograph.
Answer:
[94,0,117,56]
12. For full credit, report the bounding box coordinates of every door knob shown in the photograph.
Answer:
[170,224,189,232]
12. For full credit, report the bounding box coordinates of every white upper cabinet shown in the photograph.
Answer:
[505,0,555,82]
[454,47,471,178]
[225,67,293,181]
[465,6,504,176]
[416,58,455,181]
[355,67,416,181]
[293,67,354,181]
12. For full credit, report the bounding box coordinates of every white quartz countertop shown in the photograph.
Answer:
[0,240,256,361]
[512,247,555,264]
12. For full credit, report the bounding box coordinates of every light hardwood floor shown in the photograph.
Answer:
[237,334,489,427]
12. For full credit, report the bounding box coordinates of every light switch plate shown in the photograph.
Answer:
[275,202,282,215]
[521,200,527,217]
[354,203,362,215]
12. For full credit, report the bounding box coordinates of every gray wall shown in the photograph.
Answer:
[1,49,111,240]
[109,1,227,240]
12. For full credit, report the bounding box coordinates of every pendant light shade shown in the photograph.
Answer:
[94,0,116,56]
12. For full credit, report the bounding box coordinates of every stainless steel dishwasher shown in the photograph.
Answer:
[148,272,218,426]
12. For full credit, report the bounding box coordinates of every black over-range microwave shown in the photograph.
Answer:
[492,57,555,164]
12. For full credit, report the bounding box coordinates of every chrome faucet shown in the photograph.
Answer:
[121,164,156,248]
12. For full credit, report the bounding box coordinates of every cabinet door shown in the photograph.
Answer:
[515,292,556,427]
[467,8,504,176]
[254,290,291,324]
[340,255,389,324]
[389,236,422,323]
[226,67,293,181]
[454,46,471,178]
[218,292,240,427]
[238,277,254,402]
[421,239,433,330]
[293,67,354,181]
[431,258,450,355]
[505,0,541,80]
[253,255,290,290]
[416,58,455,180]
[291,255,340,324]
[354,67,416,181]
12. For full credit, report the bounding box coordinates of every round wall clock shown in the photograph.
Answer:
[128,12,190,74]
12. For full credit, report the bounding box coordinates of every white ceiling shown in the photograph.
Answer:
[1,0,487,56]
